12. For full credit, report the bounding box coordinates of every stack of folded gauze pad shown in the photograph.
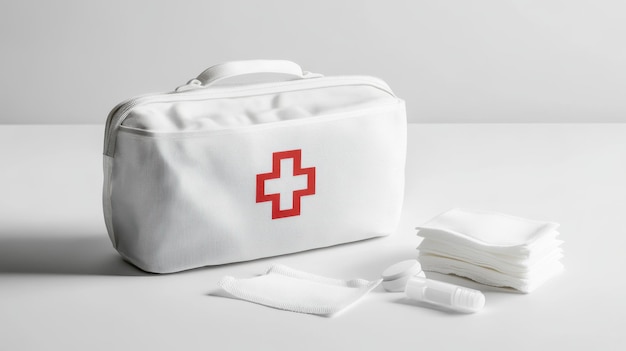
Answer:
[416,208,563,293]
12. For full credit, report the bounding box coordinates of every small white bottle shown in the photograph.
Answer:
[405,276,485,313]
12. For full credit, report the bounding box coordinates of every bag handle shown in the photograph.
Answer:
[193,60,320,87]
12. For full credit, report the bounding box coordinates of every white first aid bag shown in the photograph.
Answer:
[103,60,407,273]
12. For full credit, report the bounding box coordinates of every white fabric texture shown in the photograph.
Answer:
[121,85,392,132]
[218,264,382,317]
[103,62,406,273]
[416,208,563,293]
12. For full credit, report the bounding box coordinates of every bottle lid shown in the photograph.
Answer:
[381,259,424,292]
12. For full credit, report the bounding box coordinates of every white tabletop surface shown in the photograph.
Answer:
[1,124,625,350]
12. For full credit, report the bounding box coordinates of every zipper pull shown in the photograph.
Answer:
[175,78,203,92]
[302,71,323,79]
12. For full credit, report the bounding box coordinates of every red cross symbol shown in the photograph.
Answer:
[256,149,316,219]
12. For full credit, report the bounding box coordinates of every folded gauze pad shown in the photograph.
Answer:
[416,208,563,293]
[218,264,381,316]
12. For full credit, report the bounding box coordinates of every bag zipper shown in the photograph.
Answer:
[104,76,396,157]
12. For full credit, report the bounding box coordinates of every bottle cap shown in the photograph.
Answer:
[381,259,425,292]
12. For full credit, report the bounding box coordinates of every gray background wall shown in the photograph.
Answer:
[1,0,624,124]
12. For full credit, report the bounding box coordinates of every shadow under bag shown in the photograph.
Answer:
[102,60,407,273]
